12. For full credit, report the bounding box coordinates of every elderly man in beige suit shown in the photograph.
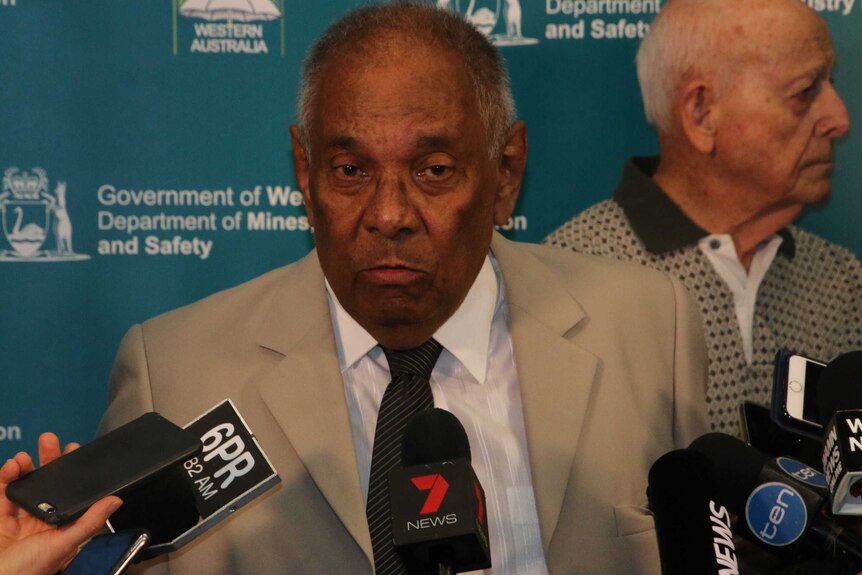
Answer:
[100,3,708,574]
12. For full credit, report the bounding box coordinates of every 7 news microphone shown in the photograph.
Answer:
[818,351,862,515]
[690,432,862,565]
[647,448,739,575]
[388,408,491,575]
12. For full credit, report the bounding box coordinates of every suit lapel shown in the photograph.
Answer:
[255,252,373,563]
[492,234,599,552]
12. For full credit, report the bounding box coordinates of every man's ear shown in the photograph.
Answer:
[679,81,717,156]
[493,121,528,226]
[290,125,315,226]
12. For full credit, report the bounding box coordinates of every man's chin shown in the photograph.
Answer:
[799,184,832,206]
[361,308,444,350]
[373,310,428,328]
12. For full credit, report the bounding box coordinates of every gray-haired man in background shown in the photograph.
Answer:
[546,0,862,437]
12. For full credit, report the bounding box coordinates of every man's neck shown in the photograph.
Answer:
[725,203,802,269]
[653,168,801,270]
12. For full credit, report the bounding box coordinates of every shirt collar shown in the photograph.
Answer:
[614,156,796,259]
[325,254,499,385]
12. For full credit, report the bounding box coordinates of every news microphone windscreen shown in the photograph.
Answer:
[648,449,715,498]
[391,408,491,573]
[647,449,737,575]
[109,465,200,544]
[818,351,862,423]
[689,432,767,514]
[402,407,471,466]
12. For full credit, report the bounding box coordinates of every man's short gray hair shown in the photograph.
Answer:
[296,2,516,159]
[636,0,725,132]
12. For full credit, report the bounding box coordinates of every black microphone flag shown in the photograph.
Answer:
[389,408,491,574]
[647,448,739,575]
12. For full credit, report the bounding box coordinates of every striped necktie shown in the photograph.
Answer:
[366,338,443,575]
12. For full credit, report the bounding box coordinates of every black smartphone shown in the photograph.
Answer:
[62,529,150,575]
[7,412,201,525]
[771,350,827,441]
[739,400,823,470]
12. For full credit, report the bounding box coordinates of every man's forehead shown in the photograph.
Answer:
[309,45,480,153]
[322,30,461,77]
[317,41,471,101]
[315,75,472,125]
[718,2,834,74]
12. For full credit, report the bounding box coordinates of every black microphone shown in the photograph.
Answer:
[647,449,739,575]
[388,408,491,574]
[819,351,862,515]
[109,400,281,560]
[690,432,862,564]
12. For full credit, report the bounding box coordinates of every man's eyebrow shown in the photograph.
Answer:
[325,136,359,150]
[414,135,456,150]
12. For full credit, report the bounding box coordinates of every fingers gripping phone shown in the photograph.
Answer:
[771,350,827,440]
[6,412,201,525]
[62,529,150,575]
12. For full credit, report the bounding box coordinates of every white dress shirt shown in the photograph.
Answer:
[326,254,549,575]
[698,234,784,364]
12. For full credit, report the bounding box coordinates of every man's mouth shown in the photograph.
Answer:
[361,263,426,285]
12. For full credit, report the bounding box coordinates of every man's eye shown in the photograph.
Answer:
[335,164,364,178]
[797,80,824,102]
[417,165,453,179]
[800,85,817,98]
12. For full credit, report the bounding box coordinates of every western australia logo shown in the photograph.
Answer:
[173,0,285,56]
[0,168,89,262]
[436,0,538,46]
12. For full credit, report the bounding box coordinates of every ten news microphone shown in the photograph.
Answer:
[690,432,862,563]
[110,400,280,560]
[388,408,491,574]
[647,449,738,575]
[819,351,862,515]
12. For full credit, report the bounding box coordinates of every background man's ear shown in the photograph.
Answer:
[494,121,528,226]
[679,82,717,156]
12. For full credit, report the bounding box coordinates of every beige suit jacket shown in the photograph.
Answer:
[101,234,709,574]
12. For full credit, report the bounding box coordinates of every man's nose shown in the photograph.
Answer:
[361,173,421,237]
[816,82,850,139]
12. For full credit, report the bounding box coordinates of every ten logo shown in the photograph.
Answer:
[411,474,450,515]
[745,482,808,546]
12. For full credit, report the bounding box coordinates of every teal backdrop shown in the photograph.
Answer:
[1,0,860,459]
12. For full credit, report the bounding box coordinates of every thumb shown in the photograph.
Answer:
[55,496,123,550]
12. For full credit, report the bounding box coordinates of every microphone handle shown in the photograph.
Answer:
[430,545,455,575]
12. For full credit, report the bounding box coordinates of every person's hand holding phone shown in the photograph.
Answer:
[0,433,122,575]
